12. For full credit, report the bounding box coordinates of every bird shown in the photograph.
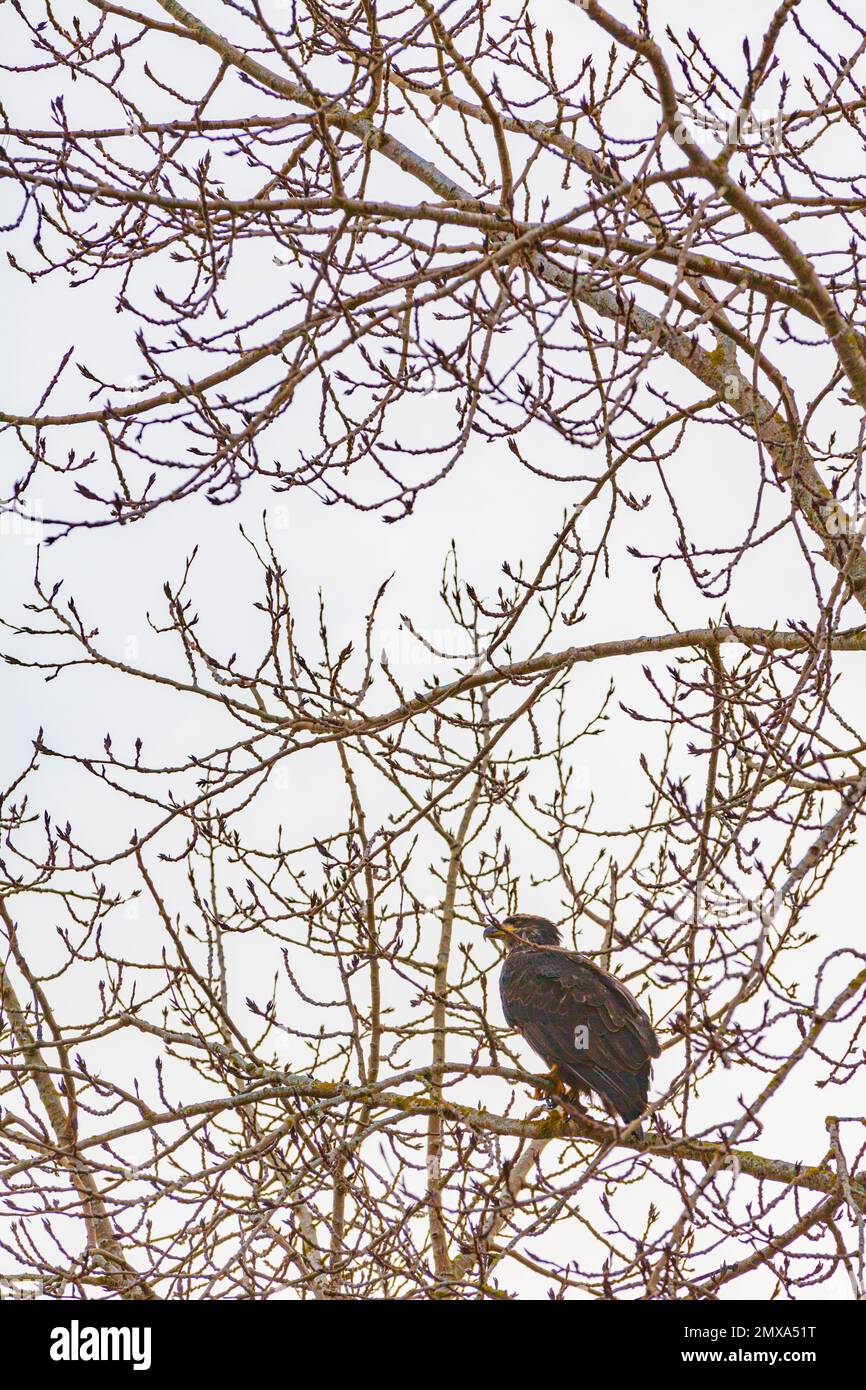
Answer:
[484,913,659,1136]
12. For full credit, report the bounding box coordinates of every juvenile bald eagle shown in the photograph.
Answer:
[484,914,659,1133]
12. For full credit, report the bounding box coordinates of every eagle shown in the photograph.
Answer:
[484,914,659,1134]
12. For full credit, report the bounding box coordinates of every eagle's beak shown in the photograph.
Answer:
[483,923,506,940]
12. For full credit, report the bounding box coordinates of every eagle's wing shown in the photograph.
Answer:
[501,950,658,1123]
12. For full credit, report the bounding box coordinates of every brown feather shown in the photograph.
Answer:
[495,918,658,1126]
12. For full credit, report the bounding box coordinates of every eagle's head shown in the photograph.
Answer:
[484,914,561,949]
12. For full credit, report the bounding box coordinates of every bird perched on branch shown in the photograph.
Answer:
[484,914,659,1135]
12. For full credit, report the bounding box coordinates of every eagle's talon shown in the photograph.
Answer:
[534,1067,566,1101]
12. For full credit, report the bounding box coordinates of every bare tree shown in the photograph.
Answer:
[1,0,866,1300]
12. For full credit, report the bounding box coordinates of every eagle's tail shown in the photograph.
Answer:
[559,1061,648,1136]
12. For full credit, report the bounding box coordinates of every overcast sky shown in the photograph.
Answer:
[2,0,864,1298]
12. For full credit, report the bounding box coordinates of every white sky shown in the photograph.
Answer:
[1,0,864,1298]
